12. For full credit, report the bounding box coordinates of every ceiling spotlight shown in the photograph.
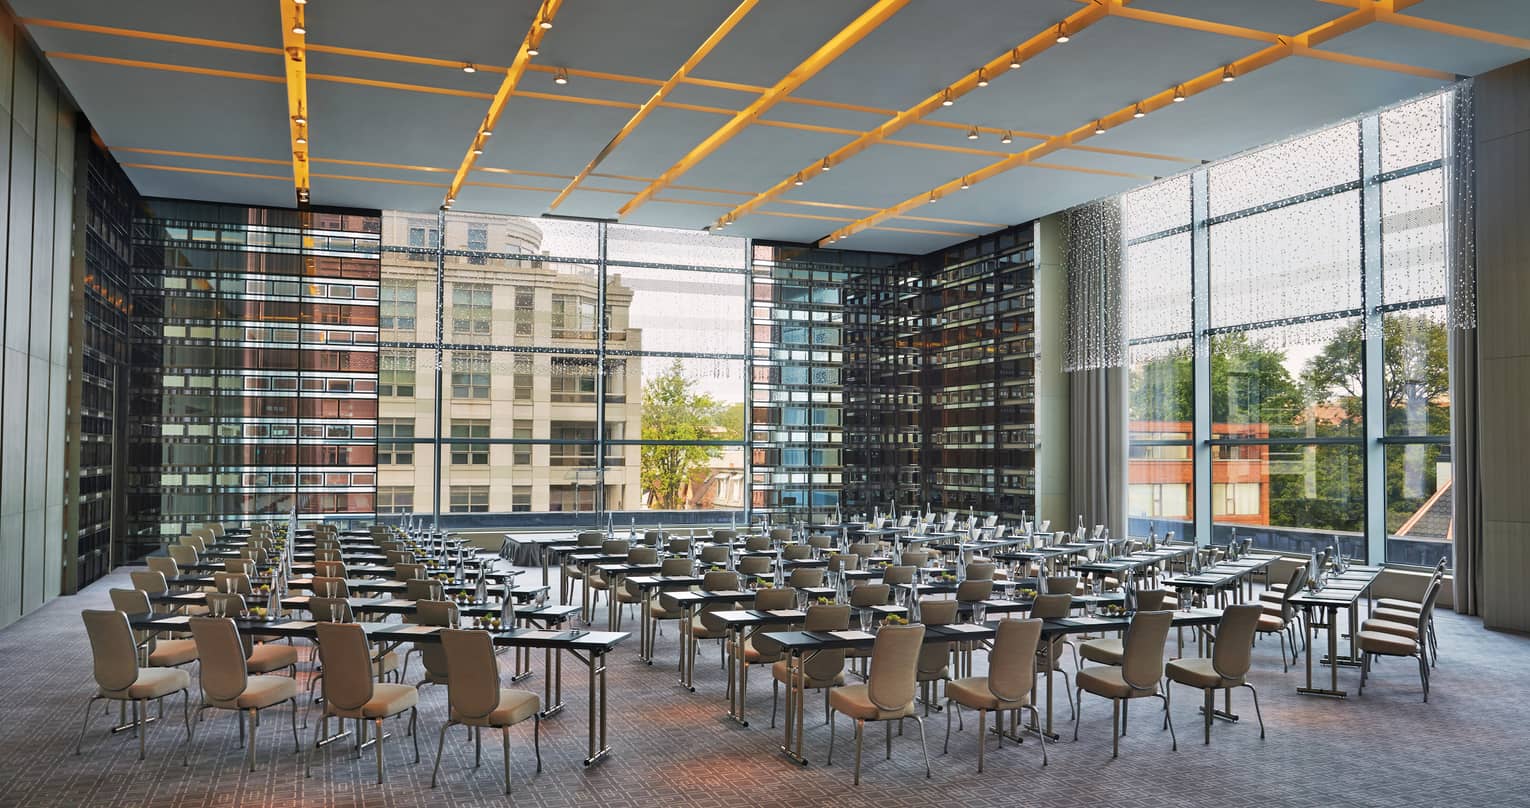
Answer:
[472,143,484,155]
[793,173,805,186]
[293,0,307,4]
[821,157,832,172]
[291,9,306,35]
[1000,130,1013,144]
[462,62,477,74]
[1054,22,1070,43]
[295,132,307,145]
[941,88,954,107]
[1094,120,1106,135]
[927,191,938,204]
[960,176,970,190]
[966,125,979,141]
[554,68,569,85]
[1222,64,1236,83]
[1133,103,1146,119]
[481,128,493,137]
[526,44,540,57]
[1173,85,1186,103]
[1009,49,1023,69]
[538,16,553,30]
[446,196,456,205]
[976,68,989,88]
[292,114,306,127]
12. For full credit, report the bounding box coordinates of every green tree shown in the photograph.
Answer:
[1128,334,1302,427]
[1299,315,1449,433]
[640,360,723,510]
[717,401,747,442]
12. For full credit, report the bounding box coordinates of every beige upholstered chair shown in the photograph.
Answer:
[771,604,850,728]
[409,600,459,689]
[769,527,793,544]
[1256,565,1307,671]
[224,559,255,578]
[666,537,692,556]
[828,553,861,573]
[789,567,825,588]
[1165,603,1265,745]
[239,547,268,566]
[827,623,930,785]
[1029,593,1077,718]
[311,576,351,599]
[1079,589,1170,667]
[188,617,300,770]
[313,559,346,578]
[699,545,731,566]
[648,558,695,638]
[77,610,192,761]
[211,571,253,596]
[180,534,207,553]
[431,629,541,794]
[965,563,997,581]
[1372,561,1445,664]
[586,539,630,607]
[955,579,993,603]
[943,617,1047,771]
[691,571,742,663]
[846,584,892,671]
[395,562,429,581]
[916,599,958,714]
[130,570,171,600]
[1357,578,1441,702]
[168,544,199,569]
[109,589,198,669]
[712,528,738,544]
[203,593,300,677]
[849,542,880,559]
[784,544,813,561]
[808,534,834,553]
[1074,610,1177,757]
[307,622,420,783]
[1043,575,1079,596]
[202,522,227,538]
[385,550,416,566]
[738,555,773,578]
[900,550,931,568]
[882,565,916,586]
[737,587,798,723]
[406,578,445,602]
[146,556,180,580]
[746,534,773,552]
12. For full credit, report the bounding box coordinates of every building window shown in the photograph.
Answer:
[467,225,488,265]
[452,283,491,337]
[513,356,533,401]
[512,485,531,512]
[515,287,534,337]
[379,350,415,397]
[551,359,598,402]
[550,421,596,467]
[379,280,416,331]
[377,485,414,514]
[451,351,490,399]
[450,419,490,465]
[378,418,415,465]
[513,420,532,465]
[552,295,597,339]
[407,221,439,249]
[449,485,489,513]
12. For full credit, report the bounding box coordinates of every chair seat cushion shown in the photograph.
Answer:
[1373,607,1423,624]
[215,674,298,710]
[917,664,949,682]
[247,643,299,674]
[1076,666,1157,700]
[1258,590,1284,605]
[1256,613,1286,632]
[1360,618,1419,640]
[771,659,844,689]
[828,684,915,721]
[1165,657,1241,690]
[1356,629,1417,656]
[1375,597,1423,613]
[944,676,1028,711]
[147,638,199,667]
[743,638,781,664]
[454,688,539,727]
[330,682,419,719]
[691,614,729,639]
[1078,638,1123,665]
[103,667,190,700]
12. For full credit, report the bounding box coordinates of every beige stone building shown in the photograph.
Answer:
[376,211,643,516]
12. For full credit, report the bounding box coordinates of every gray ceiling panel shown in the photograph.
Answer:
[126,167,294,209]
[841,227,964,254]
[304,51,504,96]
[1033,147,1194,180]
[10,0,279,46]
[305,0,539,66]
[680,125,854,191]
[621,200,725,231]
[595,107,735,178]
[1128,0,1351,35]
[543,189,625,221]
[789,142,993,208]
[795,0,1079,109]
[664,81,759,111]
[451,183,557,216]
[1404,0,1530,41]
[306,80,489,167]
[533,0,741,81]
[320,176,447,213]
[477,96,640,177]
[1318,23,1522,78]
[905,163,1137,229]
[760,101,890,131]
[691,0,879,86]
[27,28,284,76]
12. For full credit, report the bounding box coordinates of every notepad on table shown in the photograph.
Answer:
[829,630,875,641]
[516,630,561,640]
[393,625,439,635]
[156,615,191,625]
[766,609,806,618]
[280,621,316,630]
[946,623,989,633]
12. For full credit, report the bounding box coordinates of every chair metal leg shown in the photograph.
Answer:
[247,708,259,771]
[75,695,100,755]
[138,699,148,760]
[1072,687,1082,742]
[374,717,385,784]
[474,726,481,766]
[942,700,953,755]
[533,715,542,771]
[1111,699,1120,758]
[181,691,192,765]
[305,708,323,778]
[854,719,864,786]
[1026,705,1048,766]
[1161,690,1177,752]
[1203,688,1214,745]
[828,708,837,765]
[430,720,453,787]
[502,726,512,795]
[885,720,891,760]
[913,715,931,778]
[1241,683,1265,738]
[1418,653,1430,703]
[770,679,778,729]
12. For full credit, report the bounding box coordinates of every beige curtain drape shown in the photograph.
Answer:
[1448,84,1480,615]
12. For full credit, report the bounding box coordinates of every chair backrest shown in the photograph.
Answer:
[395,563,428,581]
[439,629,502,719]
[828,553,860,572]
[659,558,693,577]
[168,545,199,568]
[738,556,772,576]
[1121,610,1174,690]
[803,605,850,681]
[702,570,740,592]
[417,600,459,681]
[385,550,415,566]
[191,527,215,543]
[190,617,249,702]
[1211,604,1263,680]
[82,609,141,693]
[849,542,879,558]
[1043,576,1078,595]
[1416,576,1443,633]
[769,527,793,543]
[376,540,401,553]
[666,538,692,556]
[601,539,629,556]
[754,587,797,610]
[314,560,347,578]
[789,568,824,588]
[1137,589,1170,612]
[309,596,354,623]
[899,550,930,567]
[239,547,268,565]
[628,547,658,565]
[783,544,813,560]
[1029,593,1072,619]
[966,563,996,581]
[988,618,1043,703]
[917,599,958,676]
[206,592,248,620]
[883,565,916,586]
[699,545,730,565]
[576,531,605,546]
[181,534,206,553]
[213,571,254,596]
[130,570,169,595]
[746,535,772,552]
[314,622,376,711]
[146,556,179,579]
[867,624,925,711]
[1278,565,1309,616]
[315,548,342,562]
[110,587,152,617]
[711,529,738,544]
[643,530,664,546]
[807,535,833,550]
[311,576,350,599]
[406,578,443,601]
[956,579,993,603]
[203,523,227,538]
[850,583,891,607]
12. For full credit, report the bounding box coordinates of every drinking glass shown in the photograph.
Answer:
[972,602,987,625]
[859,610,873,633]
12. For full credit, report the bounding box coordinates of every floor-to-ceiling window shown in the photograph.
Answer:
[1122,91,1455,565]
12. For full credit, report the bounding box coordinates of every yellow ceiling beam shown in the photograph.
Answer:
[279,0,308,203]
[1375,10,1530,51]
[44,52,283,83]
[819,8,1387,245]
[121,162,290,181]
[618,0,912,216]
[550,0,758,210]
[1294,46,1454,80]
[707,0,1110,231]
[443,0,565,208]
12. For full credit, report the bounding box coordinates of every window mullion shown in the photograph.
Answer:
[1361,114,1387,564]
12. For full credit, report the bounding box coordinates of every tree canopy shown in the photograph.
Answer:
[640,360,726,510]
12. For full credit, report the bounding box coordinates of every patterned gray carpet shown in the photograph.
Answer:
[0,567,1525,808]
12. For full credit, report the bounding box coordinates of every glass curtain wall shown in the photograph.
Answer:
[1121,91,1454,565]
[377,212,747,528]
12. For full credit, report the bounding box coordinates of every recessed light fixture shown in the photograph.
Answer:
[481,128,493,137]
[966,125,980,141]
[292,112,306,126]
[462,62,477,74]
[1009,49,1023,69]
[291,9,306,35]
[1133,103,1146,119]
[472,143,484,155]
[821,157,832,172]
[1055,22,1070,43]
[1222,65,1236,83]
[554,68,568,85]
[928,191,938,204]
[793,173,805,186]
[941,88,954,107]
[539,16,553,30]
[526,44,540,57]
[1094,120,1106,135]
[293,0,307,5]
[976,68,988,88]
[960,176,971,190]
[295,132,307,145]
[1000,130,1013,144]
[1173,85,1186,103]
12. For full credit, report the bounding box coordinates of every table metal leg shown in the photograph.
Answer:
[582,650,611,766]
[1297,605,1348,698]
